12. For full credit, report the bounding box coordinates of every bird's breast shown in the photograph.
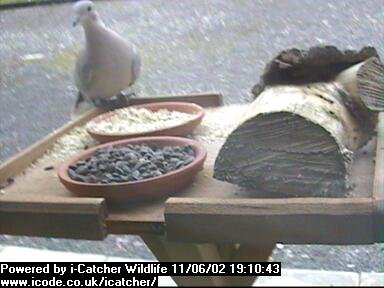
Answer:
[82,25,138,99]
[88,61,134,99]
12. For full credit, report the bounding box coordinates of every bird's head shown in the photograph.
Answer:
[72,0,99,27]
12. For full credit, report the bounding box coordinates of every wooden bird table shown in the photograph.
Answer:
[0,93,383,287]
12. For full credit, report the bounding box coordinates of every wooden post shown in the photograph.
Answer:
[215,244,276,287]
[141,235,229,287]
[141,235,275,287]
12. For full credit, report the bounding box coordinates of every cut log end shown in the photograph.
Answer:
[214,112,350,197]
[356,57,384,111]
[224,46,382,198]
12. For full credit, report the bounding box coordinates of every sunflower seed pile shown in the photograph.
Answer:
[68,144,195,184]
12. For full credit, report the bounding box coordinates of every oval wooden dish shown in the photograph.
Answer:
[86,102,205,143]
[57,137,207,202]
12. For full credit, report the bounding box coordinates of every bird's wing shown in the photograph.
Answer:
[74,50,93,96]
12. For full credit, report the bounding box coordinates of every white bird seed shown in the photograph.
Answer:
[86,107,196,135]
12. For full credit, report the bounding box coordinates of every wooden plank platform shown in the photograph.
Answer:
[0,93,224,240]
[0,92,381,245]
[165,114,384,245]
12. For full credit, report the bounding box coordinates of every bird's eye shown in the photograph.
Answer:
[87,6,92,11]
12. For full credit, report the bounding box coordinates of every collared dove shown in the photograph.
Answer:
[72,0,141,117]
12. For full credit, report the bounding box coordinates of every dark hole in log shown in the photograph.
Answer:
[314,93,334,104]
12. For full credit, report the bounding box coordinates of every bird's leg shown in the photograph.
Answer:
[74,91,85,108]
[71,92,96,119]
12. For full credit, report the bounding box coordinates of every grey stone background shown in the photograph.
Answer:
[0,0,383,271]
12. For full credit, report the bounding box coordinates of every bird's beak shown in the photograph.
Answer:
[72,17,80,27]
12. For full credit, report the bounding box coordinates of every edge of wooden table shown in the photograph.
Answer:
[0,92,223,240]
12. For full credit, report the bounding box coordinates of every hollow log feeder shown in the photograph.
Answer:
[214,46,384,197]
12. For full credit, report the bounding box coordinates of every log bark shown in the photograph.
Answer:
[214,82,367,197]
[252,46,379,98]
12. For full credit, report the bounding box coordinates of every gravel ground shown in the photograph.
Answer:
[0,0,383,272]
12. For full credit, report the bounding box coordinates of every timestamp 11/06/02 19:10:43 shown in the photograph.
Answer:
[170,262,281,276]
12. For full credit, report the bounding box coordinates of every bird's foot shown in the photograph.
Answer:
[91,98,113,110]
[117,91,136,106]
[91,91,136,111]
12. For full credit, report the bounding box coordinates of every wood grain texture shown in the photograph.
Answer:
[335,57,384,112]
[0,138,375,238]
[142,236,274,287]
[373,113,384,200]
[0,92,223,185]
[228,243,275,287]
[0,198,107,240]
[334,58,380,136]
[0,108,101,184]
[356,57,384,111]
[0,95,379,242]
[141,235,228,287]
[0,108,106,240]
[130,92,224,108]
[373,113,384,242]
[165,197,376,244]
[0,93,223,239]
[214,83,373,197]
[107,136,375,235]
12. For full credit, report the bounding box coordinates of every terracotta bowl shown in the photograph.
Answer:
[58,136,207,202]
[86,102,205,143]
